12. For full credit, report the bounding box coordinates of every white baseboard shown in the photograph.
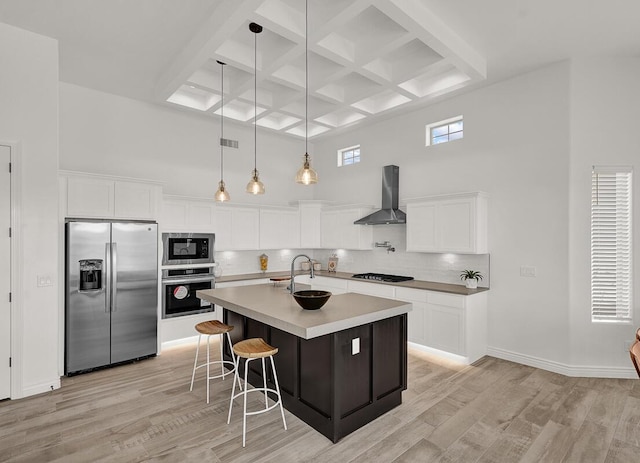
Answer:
[486,346,637,379]
[19,377,61,399]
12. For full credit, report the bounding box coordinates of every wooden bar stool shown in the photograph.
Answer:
[227,338,287,447]
[189,320,237,404]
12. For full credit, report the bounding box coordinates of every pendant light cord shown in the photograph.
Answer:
[220,61,224,181]
[305,0,308,155]
[254,28,258,174]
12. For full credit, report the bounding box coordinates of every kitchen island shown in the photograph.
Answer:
[197,284,411,443]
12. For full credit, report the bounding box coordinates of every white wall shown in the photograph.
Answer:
[52,48,640,376]
[59,82,315,205]
[313,62,574,369]
[0,23,60,396]
[568,58,640,371]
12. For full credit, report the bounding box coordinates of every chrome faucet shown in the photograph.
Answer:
[290,254,315,294]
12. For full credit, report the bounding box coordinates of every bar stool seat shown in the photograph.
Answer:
[227,338,287,447]
[189,320,237,404]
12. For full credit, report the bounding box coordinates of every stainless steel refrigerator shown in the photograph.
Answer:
[65,221,158,375]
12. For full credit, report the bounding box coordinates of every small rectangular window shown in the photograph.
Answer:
[337,145,360,167]
[591,166,633,323]
[426,116,463,146]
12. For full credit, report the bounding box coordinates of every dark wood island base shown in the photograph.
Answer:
[223,309,408,443]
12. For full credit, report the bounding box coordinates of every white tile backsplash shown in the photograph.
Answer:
[215,224,490,287]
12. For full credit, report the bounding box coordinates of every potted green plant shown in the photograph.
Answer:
[460,270,483,289]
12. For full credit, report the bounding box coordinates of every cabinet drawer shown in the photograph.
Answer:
[348,280,395,298]
[395,287,428,303]
[427,291,465,309]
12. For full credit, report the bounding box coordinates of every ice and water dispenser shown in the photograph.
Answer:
[79,259,103,291]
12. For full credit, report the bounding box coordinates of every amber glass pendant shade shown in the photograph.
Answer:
[295,153,318,185]
[214,180,230,202]
[246,169,265,195]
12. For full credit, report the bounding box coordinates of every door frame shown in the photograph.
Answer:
[2,141,23,399]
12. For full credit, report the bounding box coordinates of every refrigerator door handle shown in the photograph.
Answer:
[111,242,118,312]
[105,243,111,313]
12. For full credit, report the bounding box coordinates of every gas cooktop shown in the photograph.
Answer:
[351,273,414,283]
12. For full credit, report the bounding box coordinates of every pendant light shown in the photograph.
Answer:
[246,22,265,195]
[295,0,318,185]
[214,60,230,202]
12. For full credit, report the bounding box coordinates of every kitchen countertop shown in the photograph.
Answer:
[216,270,489,296]
[197,284,412,339]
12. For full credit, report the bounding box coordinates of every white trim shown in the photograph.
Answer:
[22,378,61,398]
[337,144,360,167]
[3,141,23,399]
[486,346,637,379]
[425,115,463,146]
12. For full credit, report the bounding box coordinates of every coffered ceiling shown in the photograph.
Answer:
[1,0,639,139]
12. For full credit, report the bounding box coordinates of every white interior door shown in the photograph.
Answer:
[0,145,11,399]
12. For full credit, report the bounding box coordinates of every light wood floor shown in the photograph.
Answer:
[1,342,640,462]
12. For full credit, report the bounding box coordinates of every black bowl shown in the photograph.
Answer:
[293,290,332,310]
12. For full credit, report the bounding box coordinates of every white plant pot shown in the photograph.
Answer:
[465,279,478,289]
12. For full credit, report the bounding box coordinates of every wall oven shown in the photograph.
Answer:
[161,267,215,318]
[161,233,214,266]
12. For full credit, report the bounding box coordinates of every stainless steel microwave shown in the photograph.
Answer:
[161,233,215,266]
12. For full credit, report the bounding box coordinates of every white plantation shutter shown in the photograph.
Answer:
[591,167,633,322]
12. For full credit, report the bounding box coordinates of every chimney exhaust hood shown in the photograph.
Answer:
[354,165,406,225]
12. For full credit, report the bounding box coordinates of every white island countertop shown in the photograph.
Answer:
[197,284,412,339]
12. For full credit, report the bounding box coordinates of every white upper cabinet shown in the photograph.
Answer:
[406,192,488,254]
[161,196,215,232]
[215,205,260,251]
[321,206,374,250]
[298,201,322,249]
[61,172,161,220]
[259,207,301,250]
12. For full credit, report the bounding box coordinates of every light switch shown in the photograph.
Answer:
[352,338,360,355]
[520,266,537,277]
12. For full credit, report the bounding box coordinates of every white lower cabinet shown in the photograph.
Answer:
[396,287,487,364]
[347,280,395,298]
[309,276,348,295]
[395,287,428,346]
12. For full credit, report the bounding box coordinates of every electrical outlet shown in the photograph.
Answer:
[37,274,53,287]
[352,338,360,355]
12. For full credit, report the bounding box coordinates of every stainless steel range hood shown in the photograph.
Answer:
[354,165,406,225]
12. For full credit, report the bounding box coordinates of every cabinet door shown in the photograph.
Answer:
[67,176,114,218]
[232,208,260,250]
[260,208,300,250]
[406,193,486,253]
[299,204,322,248]
[114,181,158,220]
[428,304,463,355]
[188,202,216,232]
[162,199,189,231]
[439,199,474,253]
[214,207,233,250]
[311,276,348,295]
[406,202,437,252]
[347,280,395,298]
[320,210,340,249]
